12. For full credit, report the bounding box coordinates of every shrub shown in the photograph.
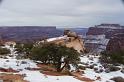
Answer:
[15,43,33,55]
[30,43,80,72]
[100,50,124,64]
[0,48,10,55]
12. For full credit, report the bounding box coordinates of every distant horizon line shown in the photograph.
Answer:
[0,25,88,28]
[0,23,123,28]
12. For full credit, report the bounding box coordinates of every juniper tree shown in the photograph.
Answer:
[30,43,80,72]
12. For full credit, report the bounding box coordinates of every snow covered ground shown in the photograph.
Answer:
[84,69,123,82]
[20,70,82,82]
[80,55,124,82]
[0,44,83,82]
[0,44,124,82]
[47,36,67,42]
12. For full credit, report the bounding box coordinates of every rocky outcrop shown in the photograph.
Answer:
[85,24,124,53]
[105,29,124,39]
[86,27,110,35]
[111,77,124,82]
[65,37,85,53]
[37,30,85,53]
[106,33,124,53]
[64,30,78,38]
[84,34,109,53]
[86,24,124,39]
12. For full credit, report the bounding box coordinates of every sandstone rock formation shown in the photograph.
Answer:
[85,24,124,53]
[106,33,124,53]
[37,30,85,53]
[86,24,124,39]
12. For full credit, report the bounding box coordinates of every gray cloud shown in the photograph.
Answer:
[0,0,3,5]
[122,0,124,3]
[0,0,124,27]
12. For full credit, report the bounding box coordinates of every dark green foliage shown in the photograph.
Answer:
[109,66,121,71]
[0,48,10,55]
[15,43,33,55]
[101,50,124,64]
[15,43,24,54]
[30,43,80,72]
[23,43,34,54]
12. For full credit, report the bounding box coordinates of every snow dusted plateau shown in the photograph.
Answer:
[0,41,123,82]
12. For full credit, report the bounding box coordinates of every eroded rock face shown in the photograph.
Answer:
[86,27,110,35]
[37,30,86,53]
[86,24,124,39]
[105,29,124,39]
[85,24,124,53]
[106,33,124,53]
[64,30,78,38]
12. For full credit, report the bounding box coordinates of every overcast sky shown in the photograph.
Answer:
[0,0,124,27]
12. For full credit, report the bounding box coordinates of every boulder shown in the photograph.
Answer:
[121,68,124,74]
[114,63,121,66]
[109,66,121,71]
[6,60,9,62]
[105,68,110,73]
[105,65,121,73]
[93,64,97,66]
[89,57,93,61]
[94,67,98,71]
[78,65,86,70]
[88,65,94,69]
[94,68,104,73]
[21,61,27,64]
[99,69,104,73]
[111,77,124,82]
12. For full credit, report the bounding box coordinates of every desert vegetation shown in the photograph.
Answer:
[100,50,124,64]
[0,47,10,55]
[15,42,80,72]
